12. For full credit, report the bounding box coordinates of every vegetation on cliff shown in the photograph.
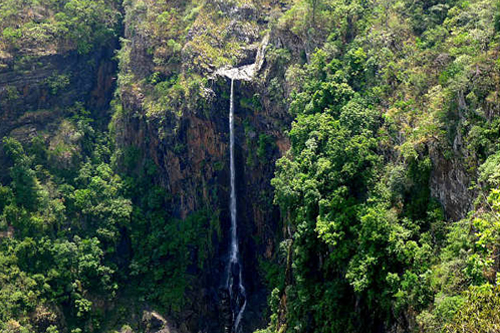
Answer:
[1,0,500,332]
[260,0,500,331]
[0,0,120,58]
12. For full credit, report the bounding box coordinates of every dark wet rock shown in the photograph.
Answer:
[220,288,233,333]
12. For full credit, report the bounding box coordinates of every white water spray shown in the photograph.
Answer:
[227,79,247,333]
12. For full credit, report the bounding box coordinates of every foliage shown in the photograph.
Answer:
[3,0,500,332]
[444,285,500,333]
[0,103,215,330]
[262,0,500,331]
[0,0,120,55]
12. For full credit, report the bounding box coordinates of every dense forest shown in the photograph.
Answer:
[0,0,500,332]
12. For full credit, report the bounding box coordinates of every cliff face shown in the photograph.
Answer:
[0,45,117,174]
[114,1,297,331]
[429,149,475,221]
[109,0,482,330]
[0,1,298,330]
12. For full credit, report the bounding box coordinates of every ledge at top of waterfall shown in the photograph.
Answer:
[215,34,270,81]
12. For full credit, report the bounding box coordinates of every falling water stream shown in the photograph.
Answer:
[217,35,269,333]
[227,79,247,333]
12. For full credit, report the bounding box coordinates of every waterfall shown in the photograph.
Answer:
[217,34,269,333]
[227,79,247,333]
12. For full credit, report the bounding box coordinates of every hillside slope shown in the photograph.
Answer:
[0,0,500,332]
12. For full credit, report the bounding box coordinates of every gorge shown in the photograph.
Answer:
[1,0,500,333]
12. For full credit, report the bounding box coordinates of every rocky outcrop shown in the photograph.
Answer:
[430,150,475,220]
[214,34,270,81]
[142,311,178,333]
[0,44,117,175]
[0,46,117,134]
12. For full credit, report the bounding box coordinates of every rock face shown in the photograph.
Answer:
[0,45,117,174]
[116,1,296,331]
[214,34,270,81]
[430,150,475,220]
[0,46,116,133]
[118,72,292,333]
